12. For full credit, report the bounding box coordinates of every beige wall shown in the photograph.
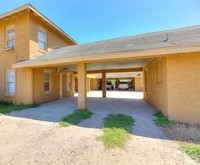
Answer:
[0,12,30,102]
[0,11,75,104]
[144,53,200,123]
[65,72,75,97]
[33,68,60,104]
[29,14,71,59]
[0,64,3,99]
[167,53,200,123]
[16,68,33,104]
[90,78,101,90]
[144,57,168,116]
[134,77,143,91]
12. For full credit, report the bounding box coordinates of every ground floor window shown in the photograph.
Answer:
[44,70,51,93]
[6,69,15,95]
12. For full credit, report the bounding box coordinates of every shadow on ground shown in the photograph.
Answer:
[4,92,168,141]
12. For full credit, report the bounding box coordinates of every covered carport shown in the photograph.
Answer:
[12,26,200,123]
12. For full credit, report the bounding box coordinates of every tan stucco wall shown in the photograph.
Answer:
[0,12,75,103]
[33,68,60,104]
[167,53,200,123]
[0,64,3,99]
[0,12,29,102]
[16,68,33,104]
[134,77,143,91]
[29,14,72,59]
[144,57,168,116]
[65,72,75,97]
[90,78,101,90]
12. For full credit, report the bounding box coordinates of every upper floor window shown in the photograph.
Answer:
[38,29,47,51]
[7,28,15,49]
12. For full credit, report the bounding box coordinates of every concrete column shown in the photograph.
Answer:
[102,72,106,98]
[132,78,135,90]
[86,77,90,92]
[71,72,75,96]
[116,78,119,90]
[78,63,87,109]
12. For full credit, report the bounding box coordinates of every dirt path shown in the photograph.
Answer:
[0,93,197,165]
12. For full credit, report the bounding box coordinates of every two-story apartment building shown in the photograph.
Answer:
[0,4,77,104]
[0,4,200,123]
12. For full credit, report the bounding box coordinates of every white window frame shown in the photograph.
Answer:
[44,70,51,94]
[38,28,47,51]
[6,26,15,49]
[6,69,15,96]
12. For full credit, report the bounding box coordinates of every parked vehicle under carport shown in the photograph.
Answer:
[118,82,129,90]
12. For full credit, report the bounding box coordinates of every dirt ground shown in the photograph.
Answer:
[164,123,200,144]
[0,92,198,165]
[0,116,196,165]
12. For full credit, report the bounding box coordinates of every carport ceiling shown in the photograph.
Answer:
[57,58,151,71]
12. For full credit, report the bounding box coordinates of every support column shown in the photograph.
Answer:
[102,72,106,98]
[71,72,75,96]
[132,78,135,91]
[116,78,119,90]
[78,63,87,109]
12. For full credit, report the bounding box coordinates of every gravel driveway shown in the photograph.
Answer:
[0,91,197,165]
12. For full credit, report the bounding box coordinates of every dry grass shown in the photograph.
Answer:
[163,122,200,164]
[164,123,200,144]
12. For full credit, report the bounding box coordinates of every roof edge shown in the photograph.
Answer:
[0,3,78,45]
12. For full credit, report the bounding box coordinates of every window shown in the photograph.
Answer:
[67,73,72,91]
[7,28,15,49]
[6,69,15,95]
[44,70,51,93]
[38,29,46,51]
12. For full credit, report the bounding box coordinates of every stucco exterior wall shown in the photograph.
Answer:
[65,72,75,97]
[167,53,200,123]
[0,65,3,99]
[134,77,143,91]
[0,11,75,104]
[16,68,33,104]
[0,12,29,102]
[29,14,71,59]
[144,57,168,116]
[33,68,60,104]
[90,78,101,90]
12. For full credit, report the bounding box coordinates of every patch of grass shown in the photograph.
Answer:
[0,100,38,115]
[153,112,173,127]
[59,109,93,127]
[97,114,134,148]
[97,128,130,148]
[103,114,134,132]
[180,143,200,163]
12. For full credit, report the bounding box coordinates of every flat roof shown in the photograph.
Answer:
[0,4,77,45]
[13,25,200,68]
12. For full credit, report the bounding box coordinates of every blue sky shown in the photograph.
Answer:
[0,0,200,44]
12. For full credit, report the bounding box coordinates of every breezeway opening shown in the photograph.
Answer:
[75,90,143,99]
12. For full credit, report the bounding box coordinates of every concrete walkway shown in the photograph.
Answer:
[8,91,166,139]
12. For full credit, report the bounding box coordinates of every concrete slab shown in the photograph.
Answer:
[7,91,166,139]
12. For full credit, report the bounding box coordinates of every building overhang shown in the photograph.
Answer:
[12,44,200,69]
